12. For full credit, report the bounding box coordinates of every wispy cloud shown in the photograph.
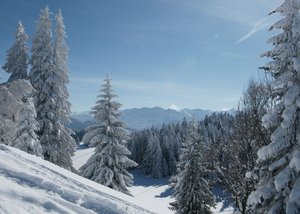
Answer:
[164,0,281,44]
[236,15,276,44]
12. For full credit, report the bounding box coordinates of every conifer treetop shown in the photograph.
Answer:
[2,21,29,82]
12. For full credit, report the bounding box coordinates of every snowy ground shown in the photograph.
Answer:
[73,144,235,214]
[0,145,153,214]
[73,145,174,213]
[0,143,234,213]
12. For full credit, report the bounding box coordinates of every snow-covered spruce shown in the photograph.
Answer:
[1,21,42,157]
[247,0,300,213]
[2,21,29,82]
[30,7,75,170]
[79,75,137,195]
[170,121,215,214]
[7,80,42,157]
[54,9,71,124]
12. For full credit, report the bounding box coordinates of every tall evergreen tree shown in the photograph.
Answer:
[2,21,42,157]
[54,9,71,124]
[79,75,137,195]
[2,21,29,82]
[30,7,75,170]
[53,9,76,169]
[171,121,215,214]
[248,1,300,213]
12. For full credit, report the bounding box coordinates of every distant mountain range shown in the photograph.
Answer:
[69,107,234,131]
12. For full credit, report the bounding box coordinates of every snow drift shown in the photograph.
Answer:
[0,144,154,214]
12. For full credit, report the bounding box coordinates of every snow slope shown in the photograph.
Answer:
[0,144,154,214]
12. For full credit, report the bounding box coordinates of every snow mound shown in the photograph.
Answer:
[0,145,154,214]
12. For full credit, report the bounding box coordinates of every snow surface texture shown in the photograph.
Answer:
[73,144,234,214]
[0,145,153,214]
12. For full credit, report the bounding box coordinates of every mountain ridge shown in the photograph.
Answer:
[69,107,234,131]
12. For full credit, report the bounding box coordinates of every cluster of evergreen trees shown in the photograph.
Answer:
[0,7,75,170]
[128,121,184,178]
[0,7,137,196]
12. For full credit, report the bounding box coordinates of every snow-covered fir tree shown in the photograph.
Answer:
[54,9,71,124]
[79,75,137,195]
[248,0,300,213]
[2,21,42,157]
[30,7,75,170]
[10,95,42,157]
[171,121,215,214]
[52,9,76,169]
[2,21,29,82]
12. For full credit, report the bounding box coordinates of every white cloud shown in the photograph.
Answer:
[236,15,278,44]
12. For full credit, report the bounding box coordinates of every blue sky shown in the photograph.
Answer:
[0,0,282,112]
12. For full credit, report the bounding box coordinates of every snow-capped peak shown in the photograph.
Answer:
[168,104,180,111]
